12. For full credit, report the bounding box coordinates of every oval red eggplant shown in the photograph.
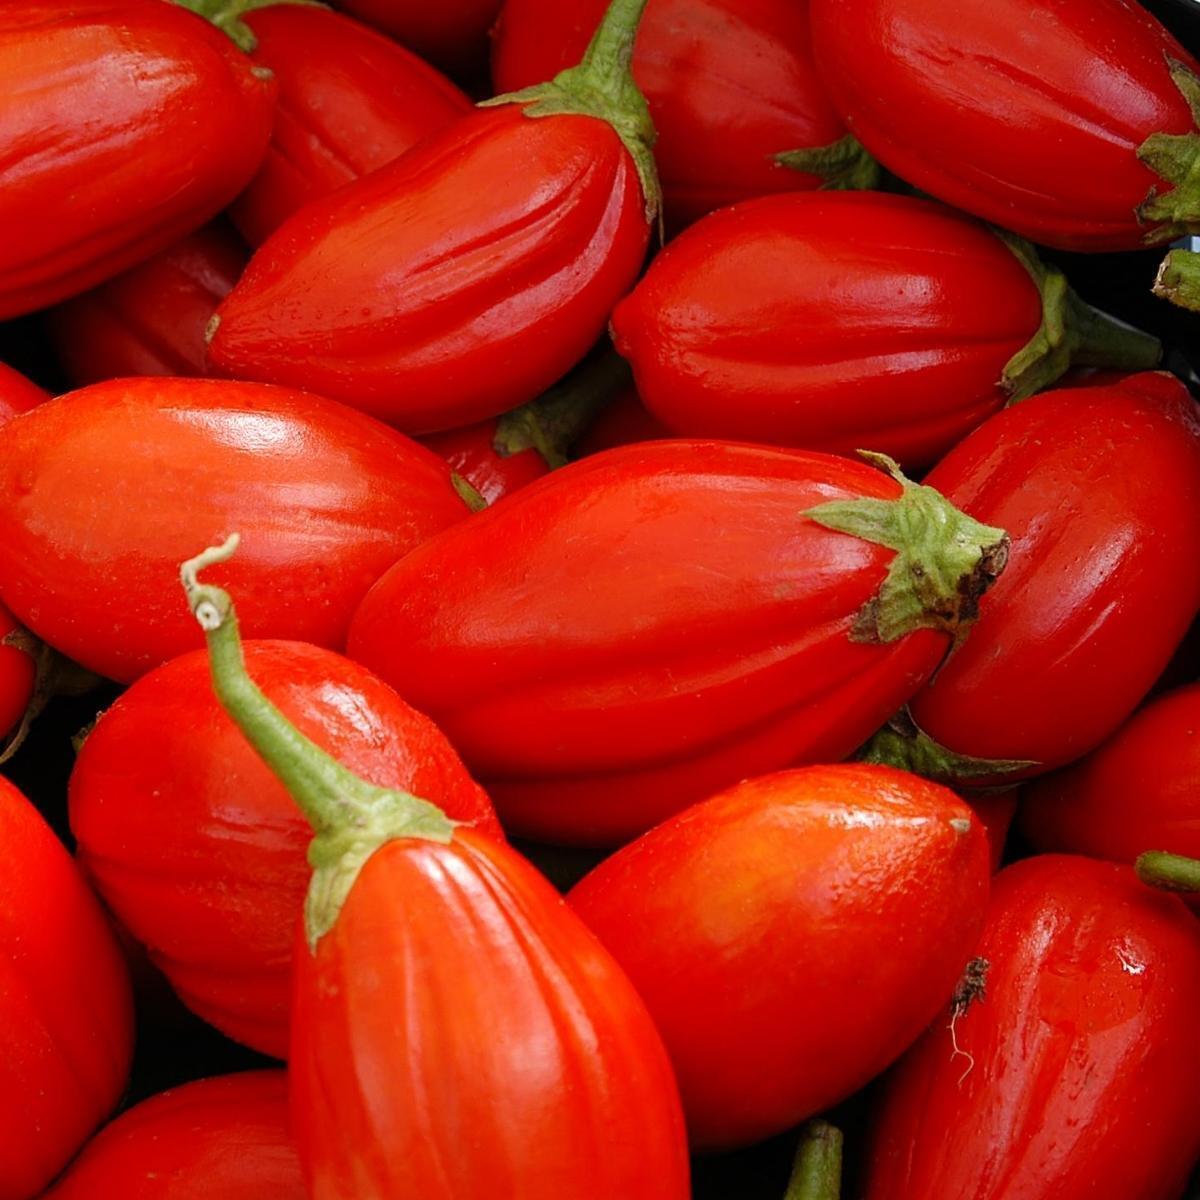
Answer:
[1021,682,1200,874]
[0,774,133,1200]
[45,222,247,386]
[864,854,1200,1200]
[70,639,501,1058]
[231,5,470,246]
[866,373,1200,783]
[0,1,274,318]
[568,764,991,1148]
[43,1071,303,1199]
[177,550,692,1198]
[611,192,1160,465]
[209,0,657,433]
[492,0,866,228]
[0,378,471,682]
[809,0,1200,255]
[348,440,1008,844]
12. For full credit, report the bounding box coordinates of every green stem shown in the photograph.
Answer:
[1136,851,1200,894]
[784,1121,843,1200]
[1153,249,1200,312]
[494,351,632,467]
[804,452,1009,646]
[170,0,323,53]
[775,134,881,192]
[480,0,660,225]
[180,535,456,949]
[997,233,1161,401]
[858,707,1038,785]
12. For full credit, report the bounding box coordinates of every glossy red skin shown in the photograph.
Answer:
[0,601,35,743]
[810,0,1200,251]
[612,192,1043,466]
[43,1071,303,1199]
[421,417,551,504]
[864,855,1200,1199]
[567,764,990,1148]
[1020,683,1200,876]
[0,378,469,683]
[492,0,849,228]
[232,6,470,247]
[348,440,949,845]
[70,640,500,1058]
[45,222,247,386]
[332,0,502,75]
[0,775,133,1200]
[0,360,48,423]
[910,373,1200,775]
[0,2,274,319]
[209,105,650,434]
[292,827,690,1196]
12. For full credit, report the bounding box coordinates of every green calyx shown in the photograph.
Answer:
[996,232,1161,401]
[493,351,632,467]
[480,0,660,226]
[170,0,323,52]
[1137,57,1200,245]
[804,452,1009,647]
[180,536,457,951]
[858,708,1038,786]
[784,1121,843,1200]
[1135,850,1200,894]
[775,134,881,191]
[1152,248,1200,311]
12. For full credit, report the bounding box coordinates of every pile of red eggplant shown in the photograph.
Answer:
[2,0,1200,1196]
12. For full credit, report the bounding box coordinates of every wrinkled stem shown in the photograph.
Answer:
[1136,850,1200,894]
[784,1121,843,1200]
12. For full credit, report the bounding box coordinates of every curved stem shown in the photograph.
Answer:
[1136,850,1200,894]
[180,536,457,947]
[784,1121,843,1200]
[181,536,375,836]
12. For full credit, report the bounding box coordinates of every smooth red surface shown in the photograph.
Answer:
[421,417,551,504]
[865,855,1200,1199]
[0,361,48,423]
[1021,682,1200,870]
[0,601,35,742]
[613,192,1041,465]
[0,775,133,1200]
[348,441,949,845]
[233,6,470,246]
[43,1071,303,1198]
[332,0,502,75]
[0,1,274,319]
[809,0,1200,251]
[291,828,690,1197]
[46,222,246,385]
[70,640,500,1058]
[209,105,650,433]
[910,373,1200,774]
[492,0,850,227]
[568,765,990,1147]
[0,378,470,683]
